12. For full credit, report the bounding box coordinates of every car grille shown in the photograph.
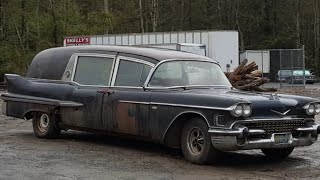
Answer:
[242,120,307,134]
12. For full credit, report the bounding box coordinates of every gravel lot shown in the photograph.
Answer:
[2,88,320,180]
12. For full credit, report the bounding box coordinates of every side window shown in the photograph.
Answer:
[115,60,152,87]
[73,56,114,86]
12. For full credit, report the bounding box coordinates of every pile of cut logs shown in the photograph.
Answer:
[225,59,277,92]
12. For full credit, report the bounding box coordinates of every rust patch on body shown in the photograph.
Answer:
[116,103,138,135]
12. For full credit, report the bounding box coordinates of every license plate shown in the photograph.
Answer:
[273,133,292,144]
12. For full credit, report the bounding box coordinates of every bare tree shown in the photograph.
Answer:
[149,0,158,32]
[49,0,58,46]
[234,0,244,51]
[104,0,109,13]
[313,0,320,69]
[0,0,3,38]
[139,0,144,33]
[295,0,301,48]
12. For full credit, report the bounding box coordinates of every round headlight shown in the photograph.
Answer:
[307,104,316,115]
[315,103,320,114]
[242,104,252,117]
[231,104,243,117]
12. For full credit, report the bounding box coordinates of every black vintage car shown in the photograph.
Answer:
[1,46,320,164]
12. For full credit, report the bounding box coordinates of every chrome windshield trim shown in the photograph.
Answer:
[143,58,222,88]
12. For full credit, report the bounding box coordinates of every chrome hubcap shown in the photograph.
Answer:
[38,114,49,132]
[188,127,204,155]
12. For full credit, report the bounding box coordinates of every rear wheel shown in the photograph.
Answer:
[32,112,61,138]
[181,118,221,164]
[261,147,294,159]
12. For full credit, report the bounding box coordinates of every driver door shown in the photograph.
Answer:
[102,56,154,136]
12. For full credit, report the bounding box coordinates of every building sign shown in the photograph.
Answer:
[65,37,90,46]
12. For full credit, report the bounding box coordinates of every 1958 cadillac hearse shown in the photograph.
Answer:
[1,46,320,164]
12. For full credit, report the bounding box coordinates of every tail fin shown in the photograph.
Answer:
[4,74,31,94]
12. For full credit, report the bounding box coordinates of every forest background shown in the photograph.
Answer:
[0,0,319,77]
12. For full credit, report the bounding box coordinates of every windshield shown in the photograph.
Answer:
[293,70,311,76]
[148,60,231,87]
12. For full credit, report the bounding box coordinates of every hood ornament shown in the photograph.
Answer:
[269,93,280,100]
[270,109,291,116]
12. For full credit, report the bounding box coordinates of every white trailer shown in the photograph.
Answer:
[240,50,270,73]
[63,30,239,72]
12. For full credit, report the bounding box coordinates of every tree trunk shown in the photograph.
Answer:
[180,0,184,30]
[21,0,26,48]
[149,0,158,32]
[8,2,24,52]
[104,0,109,13]
[235,0,244,51]
[217,0,222,28]
[296,0,301,48]
[36,0,40,50]
[0,0,3,38]
[313,0,320,70]
[49,0,58,46]
[139,0,144,33]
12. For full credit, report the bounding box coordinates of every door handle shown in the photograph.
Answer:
[97,88,114,95]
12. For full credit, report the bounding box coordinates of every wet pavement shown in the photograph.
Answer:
[1,92,320,179]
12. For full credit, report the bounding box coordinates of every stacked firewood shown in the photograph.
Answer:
[225,59,277,92]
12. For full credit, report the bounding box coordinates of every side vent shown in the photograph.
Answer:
[213,114,225,127]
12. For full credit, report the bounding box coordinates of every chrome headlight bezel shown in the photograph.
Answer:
[230,103,252,118]
[242,104,252,117]
[304,102,320,115]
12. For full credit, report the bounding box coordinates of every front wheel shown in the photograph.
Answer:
[261,147,294,159]
[181,118,221,164]
[32,112,61,138]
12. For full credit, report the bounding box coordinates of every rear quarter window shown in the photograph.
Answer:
[73,56,114,86]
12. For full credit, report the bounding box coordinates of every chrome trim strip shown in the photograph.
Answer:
[162,111,210,142]
[270,109,291,116]
[208,128,244,136]
[150,102,232,111]
[144,85,232,90]
[118,100,233,111]
[112,86,143,89]
[295,127,317,132]
[110,55,120,86]
[248,129,266,134]
[1,93,83,107]
[118,100,150,105]
[209,128,265,136]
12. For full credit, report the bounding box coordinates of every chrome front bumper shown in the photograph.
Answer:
[208,124,320,151]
